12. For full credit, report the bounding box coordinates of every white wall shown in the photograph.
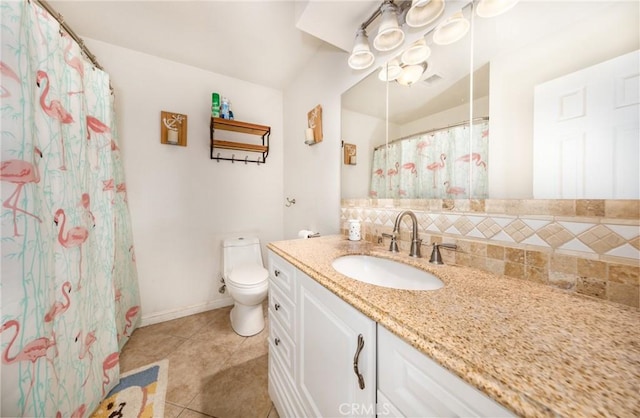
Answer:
[340,109,385,199]
[282,46,349,239]
[84,38,284,324]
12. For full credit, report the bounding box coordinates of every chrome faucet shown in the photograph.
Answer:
[382,210,422,258]
[429,243,458,264]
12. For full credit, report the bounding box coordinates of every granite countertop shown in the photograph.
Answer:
[267,235,640,418]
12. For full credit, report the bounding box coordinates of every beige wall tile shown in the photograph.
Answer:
[470,242,487,256]
[550,254,577,274]
[470,199,485,212]
[605,200,640,219]
[607,283,639,308]
[549,272,577,290]
[526,250,549,269]
[576,277,607,299]
[526,266,548,284]
[576,200,605,217]
[485,258,505,276]
[577,259,607,279]
[505,262,525,279]
[609,264,640,285]
[505,248,525,264]
[487,245,504,260]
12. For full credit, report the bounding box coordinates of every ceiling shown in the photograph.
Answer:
[47,0,381,90]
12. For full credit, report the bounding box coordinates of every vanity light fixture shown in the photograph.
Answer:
[378,59,403,81]
[396,62,428,86]
[401,37,431,65]
[476,0,520,18]
[405,0,445,28]
[373,1,405,52]
[348,28,375,70]
[432,11,470,45]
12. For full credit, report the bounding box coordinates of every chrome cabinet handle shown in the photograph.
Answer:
[274,337,280,346]
[353,334,365,390]
[274,269,281,277]
[274,303,281,311]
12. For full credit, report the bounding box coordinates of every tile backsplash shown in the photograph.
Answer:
[341,199,640,308]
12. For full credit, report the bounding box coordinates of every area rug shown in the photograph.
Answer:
[92,359,168,418]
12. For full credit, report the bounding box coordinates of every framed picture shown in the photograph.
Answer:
[307,104,323,143]
[161,111,187,146]
[343,143,357,165]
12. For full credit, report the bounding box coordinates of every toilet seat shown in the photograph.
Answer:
[228,264,268,287]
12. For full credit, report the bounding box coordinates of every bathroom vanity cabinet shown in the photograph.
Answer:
[267,250,513,418]
[268,252,376,417]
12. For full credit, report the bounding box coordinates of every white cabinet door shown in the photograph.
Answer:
[533,50,639,198]
[298,271,376,418]
[378,326,514,418]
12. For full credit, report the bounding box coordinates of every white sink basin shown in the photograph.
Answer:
[331,255,444,291]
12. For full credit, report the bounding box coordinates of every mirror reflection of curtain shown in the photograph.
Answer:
[370,121,489,198]
[1,1,141,416]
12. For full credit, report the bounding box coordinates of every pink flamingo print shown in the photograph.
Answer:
[63,34,84,82]
[78,193,96,227]
[456,153,486,168]
[416,138,431,155]
[398,189,407,197]
[54,208,89,289]
[102,352,120,395]
[86,116,110,140]
[36,70,74,170]
[373,168,384,177]
[44,281,72,323]
[86,116,110,167]
[387,162,399,177]
[0,61,20,98]
[1,320,58,413]
[444,181,466,196]
[116,182,128,203]
[1,146,43,236]
[402,162,417,175]
[123,305,140,337]
[76,330,97,386]
[426,153,447,188]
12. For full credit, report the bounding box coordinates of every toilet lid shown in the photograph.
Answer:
[228,264,269,287]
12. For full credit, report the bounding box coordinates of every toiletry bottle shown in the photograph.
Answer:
[221,97,229,119]
[211,93,220,118]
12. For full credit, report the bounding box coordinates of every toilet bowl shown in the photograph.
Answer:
[223,237,269,336]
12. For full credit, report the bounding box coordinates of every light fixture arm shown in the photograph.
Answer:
[360,0,411,32]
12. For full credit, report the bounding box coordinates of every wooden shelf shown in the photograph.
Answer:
[211,117,270,136]
[212,140,268,153]
[210,117,270,164]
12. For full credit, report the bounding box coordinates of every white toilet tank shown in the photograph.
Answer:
[222,237,264,278]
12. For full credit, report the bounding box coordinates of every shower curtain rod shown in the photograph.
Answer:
[374,117,489,150]
[33,0,104,71]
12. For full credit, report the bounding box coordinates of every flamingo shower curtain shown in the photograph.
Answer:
[370,120,489,199]
[1,1,141,416]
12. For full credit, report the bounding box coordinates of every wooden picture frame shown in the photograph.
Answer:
[161,111,187,146]
[307,104,323,143]
[343,143,357,165]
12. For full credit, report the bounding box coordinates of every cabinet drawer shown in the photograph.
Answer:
[269,282,295,338]
[269,312,296,378]
[378,326,513,417]
[269,351,305,418]
[268,251,296,299]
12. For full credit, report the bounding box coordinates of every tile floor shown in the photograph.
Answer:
[120,304,279,418]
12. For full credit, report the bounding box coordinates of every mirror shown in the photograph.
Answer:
[341,1,639,200]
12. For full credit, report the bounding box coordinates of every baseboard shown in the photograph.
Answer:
[139,297,234,327]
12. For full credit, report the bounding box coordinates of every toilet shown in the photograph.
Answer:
[222,237,269,336]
